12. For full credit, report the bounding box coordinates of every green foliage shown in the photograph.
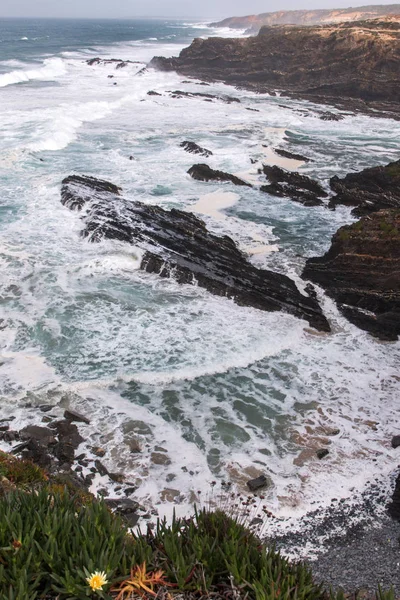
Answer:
[379,220,399,237]
[131,508,322,599]
[0,482,397,600]
[0,487,134,600]
[0,451,47,487]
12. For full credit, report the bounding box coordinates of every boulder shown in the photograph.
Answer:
[61,175,330,332]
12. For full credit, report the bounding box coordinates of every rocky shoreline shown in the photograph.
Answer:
[149,17,400,120]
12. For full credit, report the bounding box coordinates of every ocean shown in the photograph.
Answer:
[0,17,399,531]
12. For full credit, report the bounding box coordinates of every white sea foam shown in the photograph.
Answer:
[0,26,399,528]
[0,57,66,88]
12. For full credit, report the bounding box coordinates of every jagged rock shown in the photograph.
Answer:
[319,112,344,121]
[147,90,162,96]
[105,498,140,527]
[53,441,75,464]
[50,420,84,449]
[149,19,400,118]
[64,409,90,425]
[86,57,140,68]
[260,165,327,206]
[274,148,311,162]
[388,471,400,520]
[188,164,251,186]
[316,448,330,459]
[167,89,240,103]
[329,159,400,216]
[180,141,213,157]
[303,209,400,340]
[19,425,56,446]
[60,175,330,331]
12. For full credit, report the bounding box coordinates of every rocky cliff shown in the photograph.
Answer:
[210,4,400,32]
[149,18,400,114]
[303,210,400,340]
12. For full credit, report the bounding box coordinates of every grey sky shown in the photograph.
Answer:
[0,0,398,20]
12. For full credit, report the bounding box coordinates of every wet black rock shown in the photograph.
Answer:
[50,420,85,449]
[316,448,330,459]
[260,165,328,207]
[388,471,400,521]
[61,175,331,331]
[167,89,240,103]
[105,498,140,527]
[64,409,90,425]
[319,112,344,121]
[147,90,161,96]
[188,163,251,186]
[95,460,109,477]
[392,436,400,449]
[329,159,400,216]
[180,141,213,157]
[274,148,311,162]
[247,475,270,491]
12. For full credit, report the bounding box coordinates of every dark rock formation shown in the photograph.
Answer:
[61,175,330,331]
[329,159,400,216]
[188,164,251,186]
[149,19,400,117]
[247,474,271,491]
[180,141,213,157]
[147,90,162,96]
[303,209,400,340]
[388,470,400,520]
[392,436,400,449]
[210,5,400,32]
[260,165,328,206]
[167,89,240,103]
[86,58,141,68]
[274,148,311,162]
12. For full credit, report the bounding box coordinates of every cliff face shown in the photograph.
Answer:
[149,19,400,109]
[303,210,400,340]
[210,4,400,32]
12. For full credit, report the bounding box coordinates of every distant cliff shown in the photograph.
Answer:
[149,18,400,116]
[210,4,400,32]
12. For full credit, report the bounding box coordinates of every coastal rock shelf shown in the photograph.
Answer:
[328,159,400,216]
[149,18,400,116]
[303,209,400,340]
[61,175,330,331]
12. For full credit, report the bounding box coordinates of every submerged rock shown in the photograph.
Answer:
[329,159,400,216]
[61,174,330,331]
[260,165,327,206]
[180,141,213,157]
[303,209,400,340]
[274,148,311,162]
[188,164,251,186]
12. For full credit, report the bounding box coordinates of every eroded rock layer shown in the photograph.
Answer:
[303,210,400,340]
[61,175,330,331]
[149,19,400,112]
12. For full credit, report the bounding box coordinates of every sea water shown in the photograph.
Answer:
[0,17,399,530]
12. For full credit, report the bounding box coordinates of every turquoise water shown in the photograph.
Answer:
[0,17,399,522]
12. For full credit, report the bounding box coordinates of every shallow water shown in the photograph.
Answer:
[0,17,399,526]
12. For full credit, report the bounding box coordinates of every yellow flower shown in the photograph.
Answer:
[86,570,108,591]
